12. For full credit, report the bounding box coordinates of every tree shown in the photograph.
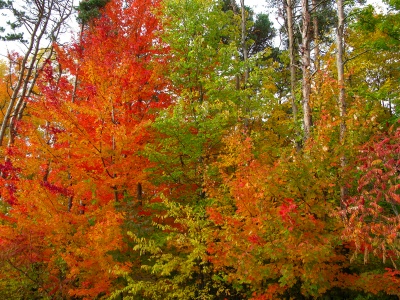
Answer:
[0,0,75,147]
[205,132,362,298]
[336,0,347,209]
[0,0,170,297]
[76,0,110,24]
[285,0,299,146]
[341,124,400,297]
[301,0,313,141]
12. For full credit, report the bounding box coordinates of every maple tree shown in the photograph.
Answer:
[204,133,345,298]
[0,0,169,298]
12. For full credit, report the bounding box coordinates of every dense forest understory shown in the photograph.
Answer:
[0,0,400,298]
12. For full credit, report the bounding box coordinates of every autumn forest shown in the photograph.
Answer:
[0,0,399,298]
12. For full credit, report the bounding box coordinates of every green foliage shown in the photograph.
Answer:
[110,197,234,299]
[346,6,400,122]
[352,5,400,51]
[76,0,110,24]
[0,1,25,42]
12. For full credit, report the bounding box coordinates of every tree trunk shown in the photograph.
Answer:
[0,0,74,147]
[285,0,300,149]
[336,0,347,208]
[240,0,250,129]
[312,0,320,73]
[240,0,249,85]
[301,0,312,141]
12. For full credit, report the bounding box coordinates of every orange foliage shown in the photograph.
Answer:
[205,131,364,298]
[0,0,169,297]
